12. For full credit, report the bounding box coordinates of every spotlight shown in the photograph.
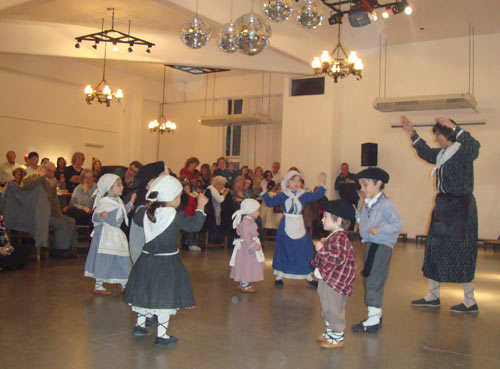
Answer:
[146,45,152,54]
[405,6,413,15]
[348,4,371,27]
[75,42,81,49]
[392,0,409,15]
[92,43,98,49]
[328,13,343,25]
[128,46,133,52]
[113,43,119,51]
[382,10,389,18]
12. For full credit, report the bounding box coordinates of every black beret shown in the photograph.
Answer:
[355,167,389,184]
[320,199,355,220]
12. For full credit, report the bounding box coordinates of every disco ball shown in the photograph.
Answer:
[295,0,323,29]
[216,22,238,53]
[180,17,211,49]
[234,12,272,56]
[262,0,294,22]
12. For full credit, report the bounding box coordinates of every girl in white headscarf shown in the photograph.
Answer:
[230,199,265,293]
[123,175,208,346]
[262,170,327,287]
[84,174,137,295]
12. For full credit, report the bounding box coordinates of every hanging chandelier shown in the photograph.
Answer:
[84,44,123,106]
[74,8,154,53]
[311,23,363,83]
[148,65,177,134]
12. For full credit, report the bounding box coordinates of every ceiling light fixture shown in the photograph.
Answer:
[74,8,155,53]
[148,65,176,134]
[311,23,363,83]
[84,43,123,107]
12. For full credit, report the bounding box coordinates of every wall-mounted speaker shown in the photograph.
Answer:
[361,143,378,167]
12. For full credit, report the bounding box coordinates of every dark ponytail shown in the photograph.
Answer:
[146,201,167,223]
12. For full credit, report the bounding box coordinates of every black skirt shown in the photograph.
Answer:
[123,252,195,309]
[422,193,478,283]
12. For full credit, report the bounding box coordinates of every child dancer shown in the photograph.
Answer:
[230,199,265,293]
[180,179,202,251]
[312,200,356,349]
[123,175,208,346]
[351,168,402,333]
[262,171,327,287]
[84,174,136,295]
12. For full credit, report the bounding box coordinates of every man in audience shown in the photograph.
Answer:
[0,151,21,187]
[334,163,360,231]
[121,160,143,204]
[271,161,281,183]
[22,161,78,258]
[25,152,40,175]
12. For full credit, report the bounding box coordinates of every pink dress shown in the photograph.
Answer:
[230,216,265,283]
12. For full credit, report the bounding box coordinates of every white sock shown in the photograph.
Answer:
[120,281,127,289]
[306,274,313,282]
[363,307,382,327]
[425,279,440,301]
[326,331,344,343]
[157,312,171,339]
[136,314,146,328]
[275,276,282,281]
[462,282,476,307]
[94,279,106,291]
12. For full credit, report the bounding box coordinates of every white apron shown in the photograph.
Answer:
[229,237,265,266]
[284,214,306,240]
[96,223,130,257]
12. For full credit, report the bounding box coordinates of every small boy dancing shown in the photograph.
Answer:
[312,199,356,349]
[351,168,402,333]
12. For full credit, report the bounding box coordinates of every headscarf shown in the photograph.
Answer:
[281,170,305,214]
[232,199,260,229]
[92,173,129,226]
[143,175,183,243]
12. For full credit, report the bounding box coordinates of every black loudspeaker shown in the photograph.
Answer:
[361,143,378,167]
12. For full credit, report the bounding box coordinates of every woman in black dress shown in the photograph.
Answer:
[402,115,480,313]
[123,175,208,345]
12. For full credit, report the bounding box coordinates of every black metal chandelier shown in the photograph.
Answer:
[75,8,155,53]
[148,65,176,134]
[311,23,363,82]
[84,44,123,106]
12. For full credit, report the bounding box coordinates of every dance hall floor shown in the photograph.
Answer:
[1,239,500,369]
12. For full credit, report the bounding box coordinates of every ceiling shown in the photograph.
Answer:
[0,0,499,79]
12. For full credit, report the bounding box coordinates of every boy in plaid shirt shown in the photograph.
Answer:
[311,199,356,349]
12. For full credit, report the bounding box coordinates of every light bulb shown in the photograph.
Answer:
[354,60,364,70]
[113,44,119,52]
[348,51,358,64]
[373,12,378,21]
[84,85,93,94]
[382,10,389,18]
[312,57,321,69]
[115,89,123,99]
[172,122,177,130]
[148,121,155,129]
[102,85,111,95]
[320,50,331,64]
[405,6,412,15]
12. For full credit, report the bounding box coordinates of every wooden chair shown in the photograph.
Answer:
[7,229,49,262]
[203,232,228,251]
[415,234,427,245]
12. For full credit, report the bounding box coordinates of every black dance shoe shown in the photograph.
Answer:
[411,298,441,307]
[154,336,178,346]
[146,315,158,326]
[450,303,479,313]
[132,326,149,336]
[308,280,319,288]
[274,279,284,287]
[351,321,380,333]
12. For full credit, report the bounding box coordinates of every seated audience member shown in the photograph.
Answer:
[248,168,254,178]
[230,175,247,206]
[55,157,66,181]
[40,158,50,166]
[210,162,217,174]
[226,162,237,187]
[252,166,264,193]
[121,160,143,204]
[179,178,202,251]
[92,159,102,182]
[262,170,276,192]
[25,152,40,175]
[213,157,231,182]
[11,167,27,185]
[180,157,201,185]
[271,161,281,183]
[22,161,78,258]
[243,177,255,198]
[64,169,96,226]
[240,165,250,179]
[0,215,32,271]
[203,176,233,243]
[64,152,85,193]
[197,163,212,191]
[0,151,21,187]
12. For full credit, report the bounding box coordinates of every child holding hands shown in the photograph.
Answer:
[312,200,356,349]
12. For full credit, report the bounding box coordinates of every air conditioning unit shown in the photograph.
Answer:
[373,93,477,112]
[199,113,271,127]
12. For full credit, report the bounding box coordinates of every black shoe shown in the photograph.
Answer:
[146,315,158,326]
[351,321,380,333]
[154,336,178,346]
[450,303,479,313]
[411,298,441,307]
[308,280,318,288]
[274,279,284,286]
[132,326,149,336]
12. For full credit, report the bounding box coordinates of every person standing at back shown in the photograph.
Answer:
[334,163,360,231]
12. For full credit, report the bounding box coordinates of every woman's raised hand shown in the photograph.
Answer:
[400,115,414,133]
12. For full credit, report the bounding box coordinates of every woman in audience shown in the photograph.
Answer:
[230,176,249,206]
[92,159,102,182]
[11,167,26,185]
[55,157,66,186]
[40,158,50,166]
[252,167,264,193]
[248,168,254,179]
[213,157,230,181]
[262,170,276,192]
[179,157,201,185]
[240,165,250,179]
[64,152,85,192]
[243,178,255,198]
[64,169,96,226]
[197,163,212,191]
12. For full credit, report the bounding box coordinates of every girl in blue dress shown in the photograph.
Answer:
[262,170,327,286]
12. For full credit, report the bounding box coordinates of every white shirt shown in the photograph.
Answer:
[26,166,40,175]
[365,191,383,209]
[0,161,21,183]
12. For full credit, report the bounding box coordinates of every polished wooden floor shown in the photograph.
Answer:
[1,239,500,369]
